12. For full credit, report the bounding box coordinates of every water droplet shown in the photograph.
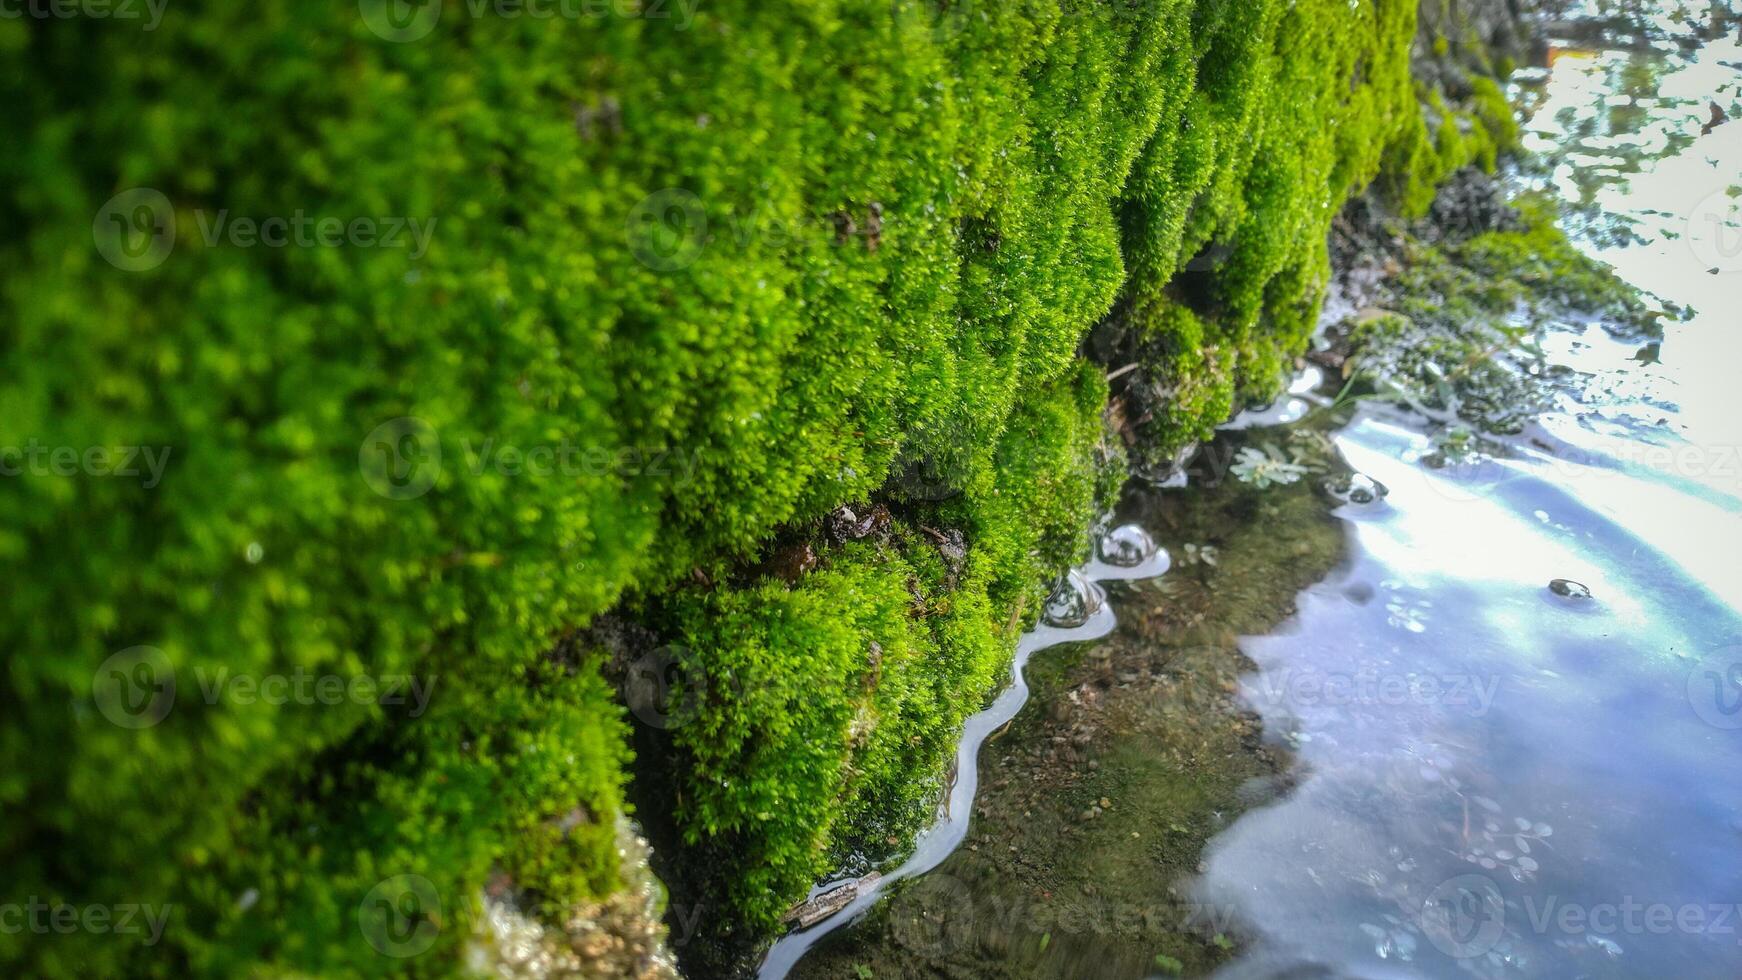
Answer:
[245,542,264,564]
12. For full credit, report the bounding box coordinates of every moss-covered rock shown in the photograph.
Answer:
[1094,0,1530,470]
[1330,187,1675,438]
[0,0,1538,976]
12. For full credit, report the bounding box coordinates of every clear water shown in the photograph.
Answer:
[1197,23,1742,979]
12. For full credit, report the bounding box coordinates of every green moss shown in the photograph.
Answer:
[651,364,1112,949]
[0,0,1526,975]
[1343,194,1666,435]
[1110,0,1456,463]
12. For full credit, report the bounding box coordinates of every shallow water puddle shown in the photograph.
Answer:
[1199,24,1742,978]
[1198,405,1742,978]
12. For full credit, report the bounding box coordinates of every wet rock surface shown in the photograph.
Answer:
[473,818,680,980]
[1325,472,1392,505]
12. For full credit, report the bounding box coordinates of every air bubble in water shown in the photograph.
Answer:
[1097,524,1158,568]
[1043,569,1105,629]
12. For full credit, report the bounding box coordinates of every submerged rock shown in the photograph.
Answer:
[781,873,882,931]
[471,818,679,980]
[1548,578,1594,600]
[1325,472,1391,505]
[826,503,892,544]
[1043,569,1106,629]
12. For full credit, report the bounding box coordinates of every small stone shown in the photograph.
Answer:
[1099,797,1112,809]
[1326,471,1389,505]
[1548,578,1593,600]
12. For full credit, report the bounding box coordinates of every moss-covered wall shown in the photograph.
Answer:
[0,1,1525,976]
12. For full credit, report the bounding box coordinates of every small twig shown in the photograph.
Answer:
[1105,363,1140,383]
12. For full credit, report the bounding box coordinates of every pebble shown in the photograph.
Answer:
[1548,578,1593,600]
[1326,472,1390,505]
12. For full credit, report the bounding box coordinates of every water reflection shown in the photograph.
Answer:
[1200,408,1742,977]
[1199,25,1742,978]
